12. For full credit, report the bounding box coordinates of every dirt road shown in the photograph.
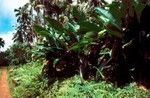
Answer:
[0,67,11,98]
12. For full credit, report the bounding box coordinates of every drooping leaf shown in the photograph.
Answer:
[34,25,57,46]
[79,21,102,32]
[56,38,68,49]
[63,22,79,43]
[108,2,123,27]
[133,2,146,15]
[64,22,79,33]
[98,29,107,39]
[69,38,92,52]
[84,31,98,39]
[95,7,121,29]
[72,7,86,23]
[95,7,115,23]
[95,7,123,38]
[45,17,64,33]
[53,58,60,67]
[34,25,50,38]
[106,23,124,38]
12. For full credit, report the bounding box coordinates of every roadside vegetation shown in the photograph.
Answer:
[0,0,150,97]
[9,61,150,98]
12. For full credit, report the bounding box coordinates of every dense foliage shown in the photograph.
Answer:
[0,52,9,66]
[8,60,44,98]
[0,38,8,66]
[13,3,36,44]
[5,42,32,65]
[32,0,150,87]
[5,0,150,97]
[9,61,150,98]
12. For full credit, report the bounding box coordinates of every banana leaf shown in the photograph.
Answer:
[72,7,86,23]
[34,25,50,38]
[79,21,102,33]
[34,25,57,46]
[45,17,64,33]
[95,7,123,38]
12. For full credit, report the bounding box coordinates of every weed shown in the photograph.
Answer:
[9,61,150,98]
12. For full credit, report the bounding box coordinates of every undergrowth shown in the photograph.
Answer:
[8,60,49,98]
[9,61,150,98]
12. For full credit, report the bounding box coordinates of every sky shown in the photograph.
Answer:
[0,0,29,51]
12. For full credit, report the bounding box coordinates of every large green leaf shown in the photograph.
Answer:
[72,7,86,23]
[69,38,92,52]
[95,7,121,29]
[34,25,50,38]
[98,29,107,39]
[79,21,102,32]
[106,23,124,38]
[34,25,57,46]
[63,22,79,43]
[95,7,116,23]
[64,22,79,33]
[95,7,123,38]
[45,17,64,33]
[56,38,68,49]
[133,1,146,15]
[108,2,123,27]
[84,31,98,39]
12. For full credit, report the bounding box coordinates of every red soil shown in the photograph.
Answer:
[0,67,11,98]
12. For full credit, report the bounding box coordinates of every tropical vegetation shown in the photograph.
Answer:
[0,0,150,97]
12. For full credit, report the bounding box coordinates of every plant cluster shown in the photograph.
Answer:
[32,0,150,87]
[0,38,9,66]
[9,62,150,98]
[34,0,109,82]
[8,0,150,97]
[8,60,46,98]
[0,52,9,66]
[10,0,150,87]
[5,42,32,65]
[13,3,36,44]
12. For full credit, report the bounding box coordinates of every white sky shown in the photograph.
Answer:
[0,31,14,51]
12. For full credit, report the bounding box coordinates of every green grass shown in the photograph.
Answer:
[8,61,150,98]
[8,60,49,98]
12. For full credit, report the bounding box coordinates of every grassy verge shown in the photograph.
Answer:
[8,61,150,98]
[8,60,48,98]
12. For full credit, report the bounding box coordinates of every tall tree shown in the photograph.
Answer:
[13,3,36,44]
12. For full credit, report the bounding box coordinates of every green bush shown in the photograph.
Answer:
[9,60,150,98]
[8,60,49,98]
[6,42,32,65]
[0,52,9,66]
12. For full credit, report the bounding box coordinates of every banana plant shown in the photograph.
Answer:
[95,7,123,38]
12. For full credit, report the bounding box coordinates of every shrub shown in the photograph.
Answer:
[8,60,48,98]
[9,62,150,98]
[6,42,32,65]
[0,52,9,66]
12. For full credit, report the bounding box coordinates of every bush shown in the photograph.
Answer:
[9,60,150,98]
[0,52,9,66]
[6,42,32,65]
[8,60,48,98]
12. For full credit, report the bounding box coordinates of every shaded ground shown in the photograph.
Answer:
[0,67,11,98]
